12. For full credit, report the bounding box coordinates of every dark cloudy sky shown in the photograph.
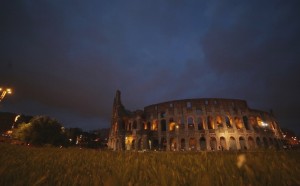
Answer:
[1,0,300,134]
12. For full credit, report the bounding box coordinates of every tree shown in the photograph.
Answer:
[13,116,67,146]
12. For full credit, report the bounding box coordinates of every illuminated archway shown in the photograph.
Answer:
[257,117,263,127]
[210,137,217,151]
[216,116,223,128]
[239,137,247,150]
[169,122,176,131]
[220,137,227,150]
[229,137,237,150]
[189,138,196,151]
[235,117,243,129]
[170,138,177,151]
[152,120,158,131]
[207,116,214,129]
[248,137,255,149]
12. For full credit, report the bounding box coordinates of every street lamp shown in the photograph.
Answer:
[0,87,12,102]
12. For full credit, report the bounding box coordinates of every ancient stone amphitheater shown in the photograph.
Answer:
[108,91,283,151]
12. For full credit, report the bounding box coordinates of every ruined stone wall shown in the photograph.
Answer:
[108,93,283,151]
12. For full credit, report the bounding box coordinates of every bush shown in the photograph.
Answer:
[13,116,67,146]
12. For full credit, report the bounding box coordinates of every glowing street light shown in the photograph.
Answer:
[261,122,268,127]
[0,87,12,102]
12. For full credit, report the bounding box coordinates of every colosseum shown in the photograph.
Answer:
[108,90,284,151]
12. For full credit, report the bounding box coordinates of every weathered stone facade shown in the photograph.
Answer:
[108,91,283,151]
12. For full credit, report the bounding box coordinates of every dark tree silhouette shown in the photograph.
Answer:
[13,116,67,146]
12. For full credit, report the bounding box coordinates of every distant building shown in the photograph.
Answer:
[108,91,284,151]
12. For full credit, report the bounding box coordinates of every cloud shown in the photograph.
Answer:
[201,0,300,132]
[0,0,299,134]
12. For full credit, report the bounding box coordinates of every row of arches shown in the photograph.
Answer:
[146,115,277,132]
[126,136,281,151]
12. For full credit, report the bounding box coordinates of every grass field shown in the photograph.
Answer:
[0,143,299,186]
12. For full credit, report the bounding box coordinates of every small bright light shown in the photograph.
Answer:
[176,125,179,129]
[262,122,268,127]
[6,88,12,94]
[15,115,21,122]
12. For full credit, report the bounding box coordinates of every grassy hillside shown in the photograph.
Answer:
[0,143,299,186]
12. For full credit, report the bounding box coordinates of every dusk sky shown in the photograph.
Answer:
[1,1,299,134]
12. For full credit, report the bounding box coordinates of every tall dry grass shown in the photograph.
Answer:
[0,143,299,186]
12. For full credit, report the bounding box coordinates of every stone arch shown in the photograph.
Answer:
[142,122,147,130]
[169,122,176,131]
[235,117,243,129]
[257,117,263,127]
[152,120,158,131]
[225,116,232,128]
[248,137,255,149]
[216,116,223,128]
[220,137,227,150]
[187,116,195,130]
[229,137,237,150]
[199,137,206,150]
[169,137,177,151]
[249,116,256,127]
[263,137,268,148]
[210,137,217,151]
[161,119,167,131]
[207,116,214,129]
[152,139,159,150]
[197,117,204,130]
[256,137,262,148]
[243,116,251,130]
[239,137,247,150]
[189,138,196,151]
[179,117,185,130]
[180,138,186,150]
